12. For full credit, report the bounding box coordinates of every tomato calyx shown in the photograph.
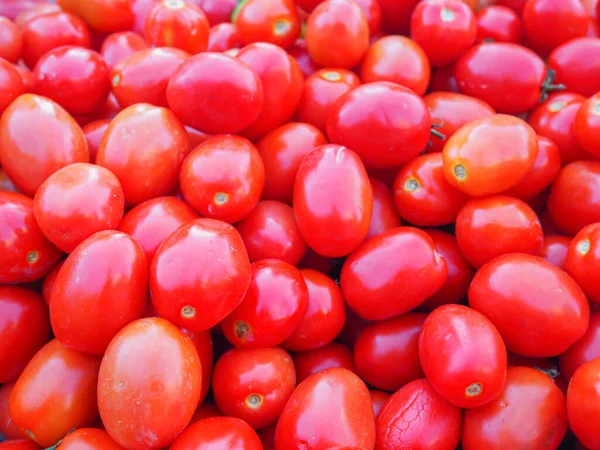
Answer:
[43,428,76,450]
[430,121,446,141]
[231,0,249,22]
[539,69,566,103]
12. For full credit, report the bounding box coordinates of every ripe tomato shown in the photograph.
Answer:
[183,329,213,404]
[378,0,419,34]
[366,178,401,239]
[9,340,100,447]
[100,31,148,71]
[469,253,590,357]
[170,417,262,450]
[82,119,110,163]
[376,378,461,450]
[462,366,567,450]
[429,63,459,92]
[190,401,220,424]
[293,343,356,383]
[560,313,600,382]
[57,0,134,33]
[352,0,381,33]
[341,227,447,320]
[0,17,21,63]
[98,318,201,450]
[13,4,62,28]
[0,383,22,439]
[194,0,237,25]
[41,260,64,307]
[287,38,321,78]
[565,223,600,304]
[208,23,241,52]
[549,38,600,97]
[475,5,522,43]
[0,58,24,115]
[293,145,373,257]
[212,347,296,429]
[0,94,89,197]
[567,357,600,450]
[0,168,18,193]
[369,390,390,419]
[0,440,41,450]
[275,368,375,450]
[540,235,570,269]
[575,91,600,158]
[150,219,251,332]
[235,0,301,49]
[56,428,126,449]
[0,192,62,284]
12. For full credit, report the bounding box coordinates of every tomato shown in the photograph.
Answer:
[190,401,220,423]
[0,193,62,283]
[212,347,296,429]
[208,23,241,52]
[235,0,301,49]
[0,440,41,450]
[259,424,276,450]
[376,378,461,450]
[410,0,476,68]
[360,36,429,96]
[567,357,600,450]
[0,57,24,114]
[305,0,369,69]
[296,69,361,136]
[167,52,264,134]
[111,47,189,108]
[41,260,63,307]
[495,0,526,14]
[170,417,262,450]
[96,103,188,206]
[0,383,22,439]
[540,235,570,270]
[237,42,303,140]
[369,390,390,419]
[475,5,522,43]
[257,122,327,204]
[14,4,62,28]
[0,94,89,197]
[13,65,32,94]
[21,12,91,69]
[150,219,251,332]
[429,63,459,93]
[378,0,419,34]
[393,153,469,226]
[565,223,600,305]
[364,178,400,240]
[560,313,600,382]
[194,0,237,25]
[9,340,100,447]
[549,38,600,97]
[275,368,375,450]
[236,200,308,266]
[442,114,538,196]
[293,343,356,383]
[0,168,18,193]
[462,366,567,450]
[81,119,109,164]
[522,0,588,57]
[57,0,134,33]
[57,428,126,449]
[341,227,447,320]
[287,38,321,78]
[144,0,209,54]
[100,31,149,71]
[183,329,213,404]
[98,318,201,450]
[469,253,590,357]
[547,161,600,236]
[575,91,600,158]
[0,16,21,63]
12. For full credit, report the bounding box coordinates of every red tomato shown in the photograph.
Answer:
[41,260,64,307]
[0,58,24,114]
[540,235,570,270]
[565,223,600,304]
[0,382,22,439]
[13,65,31,94]
[150,219,251,332]
[376,378,462,450]
[144,0,209,54]
[352,0,382,33]
[410,0,477,68]
[0,440,41,450]
[495,0,526,14]
[341,227,447,320]
[366,178,401,239]
[442,114,538,196]
[575,91,600,158]
[259,424,276,450]
[0,192,62,284]
[305,0,369,69]
[293,343,356,383]
[57,0,134,33]
[560,313,600,382]
[0,17,21,63]
[235,0,301,49]
[170,417,262,450]
[96,103,189,206]
[328,82,432,169]
[275,368,375,450]
[287,38,321,78]
[0,168,19,193]
[221,259,309,348]
[56,428,126,450]
[429,63,459,92]
[190,401,220,424]
[100,31,149,70]
[462,366,567,450]
[549,38,600,97]
[81,120,109,164]
[236,200,308,266]
[212,347,296,429]
[111,47,189,108]
[98,318,202,450]
[167,52,264,134]
[469,253,590,357]
[378,0,419,34]
[183,329,213,404]
[13,4,62,28]
[194,0,237,25]
[208,23,241,52]
[369,390,390,419]
[476,5,522,43]
[9,340,100,447]
[567,357,600,450]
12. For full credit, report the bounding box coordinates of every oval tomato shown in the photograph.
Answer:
[293,343,356,383]
[549,37,600,97]
[170,417,262,450]
[565,223,600,304]
[56,428,126,450]
[0,58,24,114]
[235,0,301,49]
[567,357,600,450]
[475,5,522,43]
[0,17,22,63]
[560,312,600,382]
[57,0,134,33]
[100,31,149,71]
[0,382,22,439]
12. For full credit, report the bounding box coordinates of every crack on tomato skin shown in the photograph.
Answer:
[381,389,432,448]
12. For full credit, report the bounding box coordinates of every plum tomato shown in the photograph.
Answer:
[0,16,22,63]
[170,417,262,450]
[469,253,590,357]
[82,119,110,163]
[565,223,600,304]
[150,219,251,332]
[293,144,373,257]
[208,23,241,52]
[0,58,24,116]
[0,192,62,284]
[57,0,134,33]
[462,366,567,450]
[212,347,296,429]
[234,0,301,49]
[575,91,600,158]
[305,0,369,69]
[475,5,522,43]
[287,38,321,78]
[96,103,189,206]
[540,235,570,270]
[567,357,600,450]
[293,343,356,383]
[275,368,375,450]
[442,114,538,196]
[376,378,462,450]
[549,37,600,98]
[360,35,430,96]
[221,259,308,349]
[560,313,600,382]
[0,382,22,439]
[410,0,477,68]
[366,178,401,239]
[56,428,126,449]
[98,318,202,450]
[328,82,432,169]
[370,390,390,419]
[0,94,89,197]
[100,31,149,71]
[341,227,447,320]
[9,340,100,448]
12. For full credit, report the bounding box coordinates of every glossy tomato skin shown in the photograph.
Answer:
[0,441,40,450]
[150,219,251,332]
[328,82,432,169]
[0,17,21,63]
[0,94,89,197]
[565,223,600,304]
[429,63,459,93]
[540,235,570,270]
[235,0,301,49]
[341,227,447,321]
[208,23,241,52]
[0,192,62,284]
[190,401,220,424]
[100,31,148,70]
[57,428,126,449]
[287,39,321,78]
[212,347,296,429]
[469,254,590,357]
[476,5,522,43]
[549,38,600,97]
[41,260,64,305]
[275,368,375,450]
[96,103,188,206]
[195,0,237,25]
[170,417,262,450]
[13,4,62,28]
[462,366,567,450]
[183,329,213,404]
[575,91,600,157]
[0,383,22,439]
[9,340,100,448]
[560,313,600,382]
[98,318,202,450]
[0,58,23,114]
[167,52,263,134]
[57,0,134,33]
[293,343,356,383]
[567,357,600,450]
[366,178,401,239]
[0,286,50,383]
[82,119,110,163]
[293,145,373,258]
[370,390,390,419]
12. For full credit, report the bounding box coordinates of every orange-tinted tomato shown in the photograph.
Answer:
[235,0,301,49]
[56,428,126,450]
[170,417,262,450]
[57,0,134,33]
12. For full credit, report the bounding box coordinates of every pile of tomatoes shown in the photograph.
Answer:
[3,0,600,448]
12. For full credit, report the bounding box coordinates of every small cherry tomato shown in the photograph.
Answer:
[235,0,301,49]
[469,253,590,357]
[56,428,126,450]
[0,57,24,114]
[208,23,241,52]
[476,5,522,43]
[0,16,21,63]
[565,223,600,304]
[0,382,22,439]
[560,312,600,382]
[100,31,148,70]
[366,178,401,239]
[567,357,600,450]
[57,0,134,33]
[549,37,600,97]
[287,38,321,78]
[429,62,459,92]
[170,417,262,450]
[575,91,600,158]
[82,119,109,163]
[540,235,570,269]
